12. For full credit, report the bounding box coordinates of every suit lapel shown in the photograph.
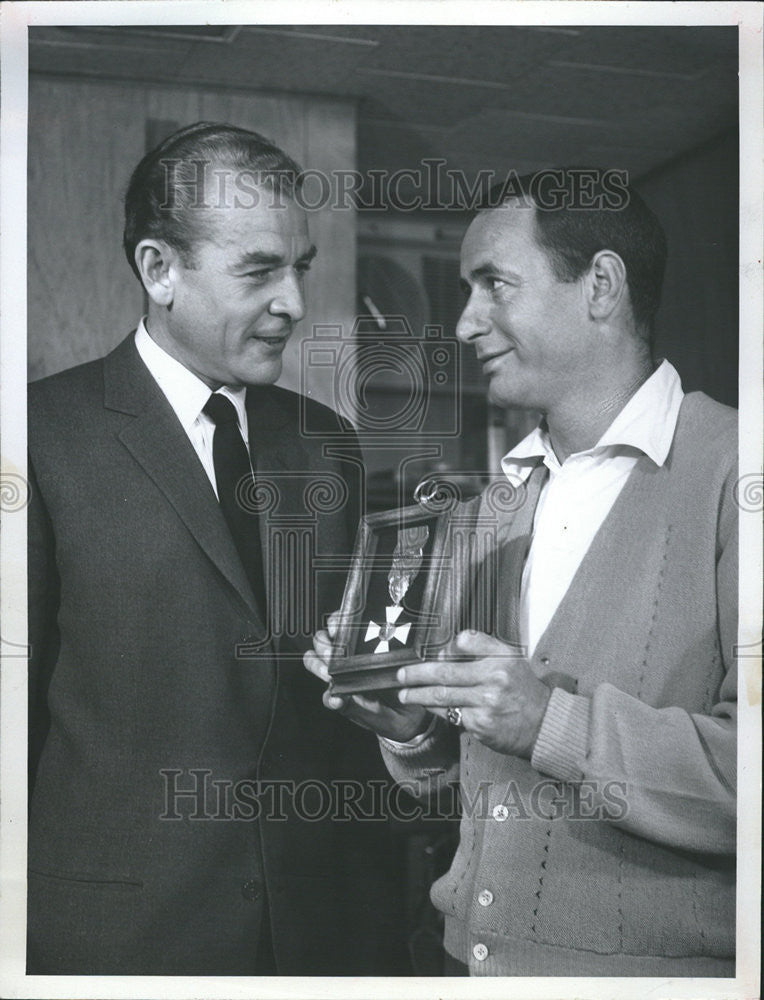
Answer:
[245,385,308,469]
[103,336,264,624]
[246,387,313,654]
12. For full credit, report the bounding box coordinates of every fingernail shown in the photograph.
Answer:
[398,689,407,704]
[396,668,406,684]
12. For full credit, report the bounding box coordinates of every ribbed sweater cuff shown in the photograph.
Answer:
[531,688,591,782]
[379,715,450,764]
[379,713,438,750]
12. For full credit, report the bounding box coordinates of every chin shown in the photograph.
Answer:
[487,379,515,408]
[238,360,283,387]
[488,382,536,411]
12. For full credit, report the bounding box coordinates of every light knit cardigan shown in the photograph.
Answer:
[381,392,737,976]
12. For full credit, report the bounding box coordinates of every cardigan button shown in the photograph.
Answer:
[478,889,494,907]
[472,943,489,962]
[540,654,550,665]
[492,804,509,822]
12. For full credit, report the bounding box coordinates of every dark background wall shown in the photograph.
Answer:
[641,129,738,406]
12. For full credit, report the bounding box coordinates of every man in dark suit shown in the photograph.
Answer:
[27,122,406,975]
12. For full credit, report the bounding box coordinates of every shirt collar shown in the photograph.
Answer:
[501,359,684,478]
[595,358,683,465]
[134,319,248,435]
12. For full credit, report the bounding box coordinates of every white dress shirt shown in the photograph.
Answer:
[134,320,249,498]
[502,359,684,657]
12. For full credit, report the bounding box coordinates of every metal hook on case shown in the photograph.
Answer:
[413,478,440,507]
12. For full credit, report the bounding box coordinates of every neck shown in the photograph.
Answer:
[144,313,223,390]
[546,352,655,463]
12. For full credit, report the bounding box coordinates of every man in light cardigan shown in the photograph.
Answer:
[306,169,736,976]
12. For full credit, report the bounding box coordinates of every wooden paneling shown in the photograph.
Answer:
[28,77,145,377]
[281,96,357,413]
[27,74,356,406]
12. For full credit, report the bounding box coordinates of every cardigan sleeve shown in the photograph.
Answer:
[530,463,738,856]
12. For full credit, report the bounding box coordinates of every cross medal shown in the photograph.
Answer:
[365,524,429,654]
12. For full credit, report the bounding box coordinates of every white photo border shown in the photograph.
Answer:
[2,2,761,998]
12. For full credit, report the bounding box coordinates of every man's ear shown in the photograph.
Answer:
[584,250,628,322]
[134,240,177,307]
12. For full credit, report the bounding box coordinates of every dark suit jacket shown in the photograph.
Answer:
[27,334,408,975]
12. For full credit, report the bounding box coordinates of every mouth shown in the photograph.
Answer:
[479,349,513,374]
[253,330,291,348]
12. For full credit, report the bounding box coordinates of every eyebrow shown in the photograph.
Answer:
[467,262,521,283]
[298,244,318,265]
[233,244,317,270]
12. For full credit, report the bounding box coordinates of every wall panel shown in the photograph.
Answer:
[28,78,144,377]
[639,131,738,407]
[280,96,357,411]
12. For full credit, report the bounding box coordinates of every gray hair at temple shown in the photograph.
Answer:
[123,121,304,281]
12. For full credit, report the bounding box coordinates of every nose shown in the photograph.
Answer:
[455,290,490,344]
[269,268,306,323]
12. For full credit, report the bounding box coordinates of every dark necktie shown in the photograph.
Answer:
[203,393,267,617]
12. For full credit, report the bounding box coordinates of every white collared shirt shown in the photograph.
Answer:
[501,360,684,657]
[134,319,249,498]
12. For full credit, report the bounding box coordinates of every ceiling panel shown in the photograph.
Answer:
[29,23,738,200]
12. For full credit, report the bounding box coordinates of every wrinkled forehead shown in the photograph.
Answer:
[195,179,311,254]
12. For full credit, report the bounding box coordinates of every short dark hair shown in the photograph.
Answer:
[482,168,667,338]
[123,121,304,281]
